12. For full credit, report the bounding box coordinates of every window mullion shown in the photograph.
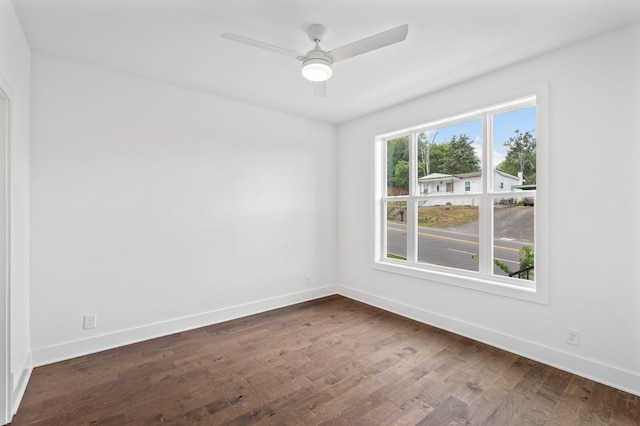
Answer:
[379,138,387,262]
[478,114,491,276]
[406,132,418,264]
[484,112,492,193]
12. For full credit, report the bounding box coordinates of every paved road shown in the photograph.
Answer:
[387,221,532,276]
[451,206,534,244]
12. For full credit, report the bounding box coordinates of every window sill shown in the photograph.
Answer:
[371,259,549,305]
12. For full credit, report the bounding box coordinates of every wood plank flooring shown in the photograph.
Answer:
[11,296,640,425]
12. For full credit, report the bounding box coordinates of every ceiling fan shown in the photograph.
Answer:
[221,24,409,97]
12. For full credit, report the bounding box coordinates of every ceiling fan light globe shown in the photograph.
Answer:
[302,59,332,82]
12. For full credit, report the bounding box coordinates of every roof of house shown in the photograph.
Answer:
[418,173,456,182]
[419,169,521,182]
[453,172,482,179]
[494,169,520,180]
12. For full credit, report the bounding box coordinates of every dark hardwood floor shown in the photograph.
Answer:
[11,295,640,425]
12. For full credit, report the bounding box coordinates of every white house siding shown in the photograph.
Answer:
[493,170,523,192]
[418,170,521,205]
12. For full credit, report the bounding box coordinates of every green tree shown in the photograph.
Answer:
[386,136,409,188]
[417,161,427,178]
[473,245,534,280]
[428,143,448,174]
[388,133,480,187]
[417,132,450,177]
[393,160,409,190]
[497,130,536,184]
[418,131,439,177]
[442,135,480,174]
[493,246,534,280]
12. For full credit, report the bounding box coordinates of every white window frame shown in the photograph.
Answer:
[372,86,549,304]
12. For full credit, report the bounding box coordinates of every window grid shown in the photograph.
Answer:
[379,97,536,289]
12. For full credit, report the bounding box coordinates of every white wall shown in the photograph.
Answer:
[30,54,337,364]
[337,23,640,396]
[0,0,31,421]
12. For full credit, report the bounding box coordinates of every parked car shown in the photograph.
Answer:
[495,198,513,205]
[523,197,534,206]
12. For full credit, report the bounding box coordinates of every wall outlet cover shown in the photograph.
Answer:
[84,314,97,329]
[566,328,580,346]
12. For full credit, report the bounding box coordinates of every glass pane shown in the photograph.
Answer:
[493,106,536,191]
[386,201,407,261]
[493,196,535,280]
[386,136,410,196]
[417,197,479,271]
[417,119,482,196]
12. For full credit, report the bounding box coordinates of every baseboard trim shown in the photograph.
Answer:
[11,354,32,417]
[337,284,640,397]
[32,285,337,367]
[29,283,640,398]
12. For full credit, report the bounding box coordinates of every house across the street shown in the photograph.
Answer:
[418,169,523,204]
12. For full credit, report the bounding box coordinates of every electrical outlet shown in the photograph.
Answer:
[305,275,311,286]
[83,314,97,330]
[566,328,580,346]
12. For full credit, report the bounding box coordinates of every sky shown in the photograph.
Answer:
[421,106,536,168]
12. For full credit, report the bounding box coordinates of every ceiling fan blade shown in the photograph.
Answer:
[313,81,327,98]
[328,24,408,63]
[221,33,304,59]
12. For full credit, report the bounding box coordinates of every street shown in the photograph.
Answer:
[387,222,532,277]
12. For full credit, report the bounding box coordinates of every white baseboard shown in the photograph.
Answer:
[29,283,640,399]
[337,284,640,397]
[32,285,337,367]
[11,353,32,416]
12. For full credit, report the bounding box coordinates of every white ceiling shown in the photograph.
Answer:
[10,0,640,124]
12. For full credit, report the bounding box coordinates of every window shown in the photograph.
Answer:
[373,92,547,303]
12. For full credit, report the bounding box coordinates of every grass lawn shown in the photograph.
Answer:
[386,253,407,260]
[387,203,479,228]
[418,205,478,227]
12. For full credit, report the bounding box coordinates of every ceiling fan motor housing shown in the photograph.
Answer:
[301,48,333,81]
